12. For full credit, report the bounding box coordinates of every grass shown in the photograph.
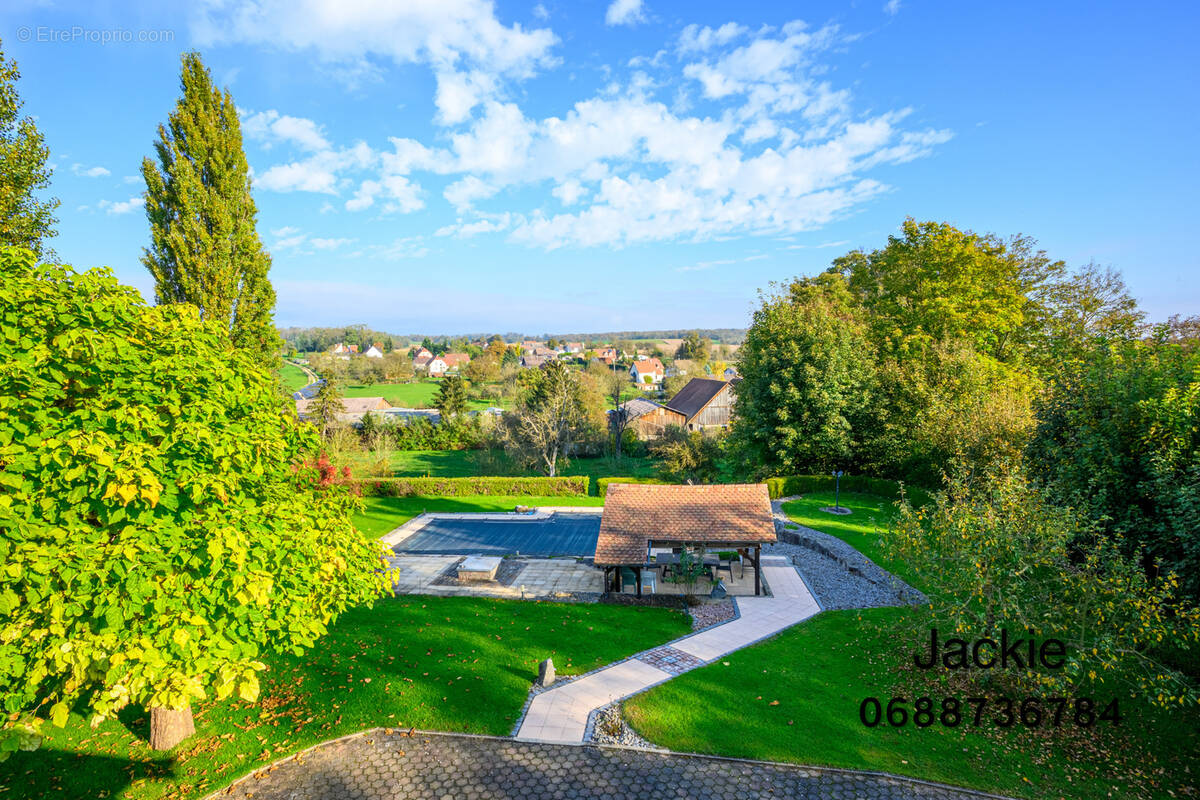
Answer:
[780,490,913,580]
[624,606,1199,800]
[279,362,312,392]
[352,494,606,538]
[367,449,658,482]
[342,381,506,411]
[6,595,691,800]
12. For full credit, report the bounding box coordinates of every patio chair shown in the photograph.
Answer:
[714,553,735,582]
[619,566,656,594]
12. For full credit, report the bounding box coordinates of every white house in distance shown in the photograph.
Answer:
[630,357,665,387]
[427,356,448,376]
[364,344,384,359]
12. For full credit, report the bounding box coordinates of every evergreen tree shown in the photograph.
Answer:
[142,52,278,365]
[0,42,59,259]
[308,378,345,438]
[435,375,468,418]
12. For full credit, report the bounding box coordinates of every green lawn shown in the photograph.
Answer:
[343,381,440,407]
[624,606,1198,800]
[279,362,312,392]
[352,494,607,538]
[780,490,913,580]
[342,381,505,411]
[7,596,690,800]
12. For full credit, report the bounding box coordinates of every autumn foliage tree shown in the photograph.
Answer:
[0,247,390,756]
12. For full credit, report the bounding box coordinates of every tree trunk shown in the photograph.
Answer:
[149,704,195,750]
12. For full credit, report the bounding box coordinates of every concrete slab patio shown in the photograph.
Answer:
[515,556,820,743]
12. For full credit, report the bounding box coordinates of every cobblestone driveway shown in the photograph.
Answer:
[212,729,1005,800]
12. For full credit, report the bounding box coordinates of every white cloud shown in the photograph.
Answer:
[192,0,557,123]
[269,226,356,253]
[444,175,498,210]
[884,0,902,16]
[243,110,331,151]
[71,163,111,178]
[677,22,746,54]
[345,175,424,213]
[245,15,950,250]
[605,0,645,26]
[256,159,339,193]
[435,213,512,237]
[99,196,143,215]
[532,3,549,20]
[123,175,141,184]
[346,180,381,211]
[310,236,355,249]
[552,179,587,205]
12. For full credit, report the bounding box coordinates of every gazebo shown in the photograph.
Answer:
[594,483,777,597]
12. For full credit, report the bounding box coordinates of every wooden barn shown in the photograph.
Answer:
[665,378,736,432]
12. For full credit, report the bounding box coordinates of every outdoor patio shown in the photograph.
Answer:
[614,552,768,597]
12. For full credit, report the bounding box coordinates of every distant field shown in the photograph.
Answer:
[279,362,312,391]
[342,381,507,411]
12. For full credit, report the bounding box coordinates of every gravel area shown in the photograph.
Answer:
[689,598,736,630]
[768,497,924,611]
[590,703,657,748]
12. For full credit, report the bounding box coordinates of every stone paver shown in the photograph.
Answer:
[212,730,1006,800]
[516,559,821,743]
[636,644,707,674]
[387,555,603,599]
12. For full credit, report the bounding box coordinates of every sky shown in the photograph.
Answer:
[3,0,1197,335]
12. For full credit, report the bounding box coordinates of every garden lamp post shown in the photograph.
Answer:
[832,470,844,512]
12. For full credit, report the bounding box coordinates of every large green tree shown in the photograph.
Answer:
[732,273,876,476]
[0,247,388,756]
[1028,330,1200,601]
[0,42,58,260]
[500,361,587,476]
[142,52,278,365]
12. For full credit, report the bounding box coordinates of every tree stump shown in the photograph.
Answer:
[149,705,195,750]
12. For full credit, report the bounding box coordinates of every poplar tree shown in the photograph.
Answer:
[0,41,59,259]
[142,52,278,364]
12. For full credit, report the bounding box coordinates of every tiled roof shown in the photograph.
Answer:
[594,483,775,565]
[632,357,664,375]
[666,378,729,420]
[441,352,471,366]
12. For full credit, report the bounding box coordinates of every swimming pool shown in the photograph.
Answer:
[393,512,602,558]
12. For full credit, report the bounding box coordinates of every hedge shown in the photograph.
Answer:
[595,476,669,497]
[361,475,589,497]
[765,474,933,505]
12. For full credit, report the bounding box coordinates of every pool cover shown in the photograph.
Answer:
[394,512,602,558]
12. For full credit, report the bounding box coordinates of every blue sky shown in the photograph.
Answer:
[3,0,1197,334]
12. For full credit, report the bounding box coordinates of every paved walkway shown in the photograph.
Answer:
[213,729,1006,800]
[515,557,821,743]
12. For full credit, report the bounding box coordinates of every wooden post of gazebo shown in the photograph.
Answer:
[753,543,761,596]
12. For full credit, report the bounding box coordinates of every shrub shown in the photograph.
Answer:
[596,476,669,497]
[764,473,932,505]
[361,475,589,497]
